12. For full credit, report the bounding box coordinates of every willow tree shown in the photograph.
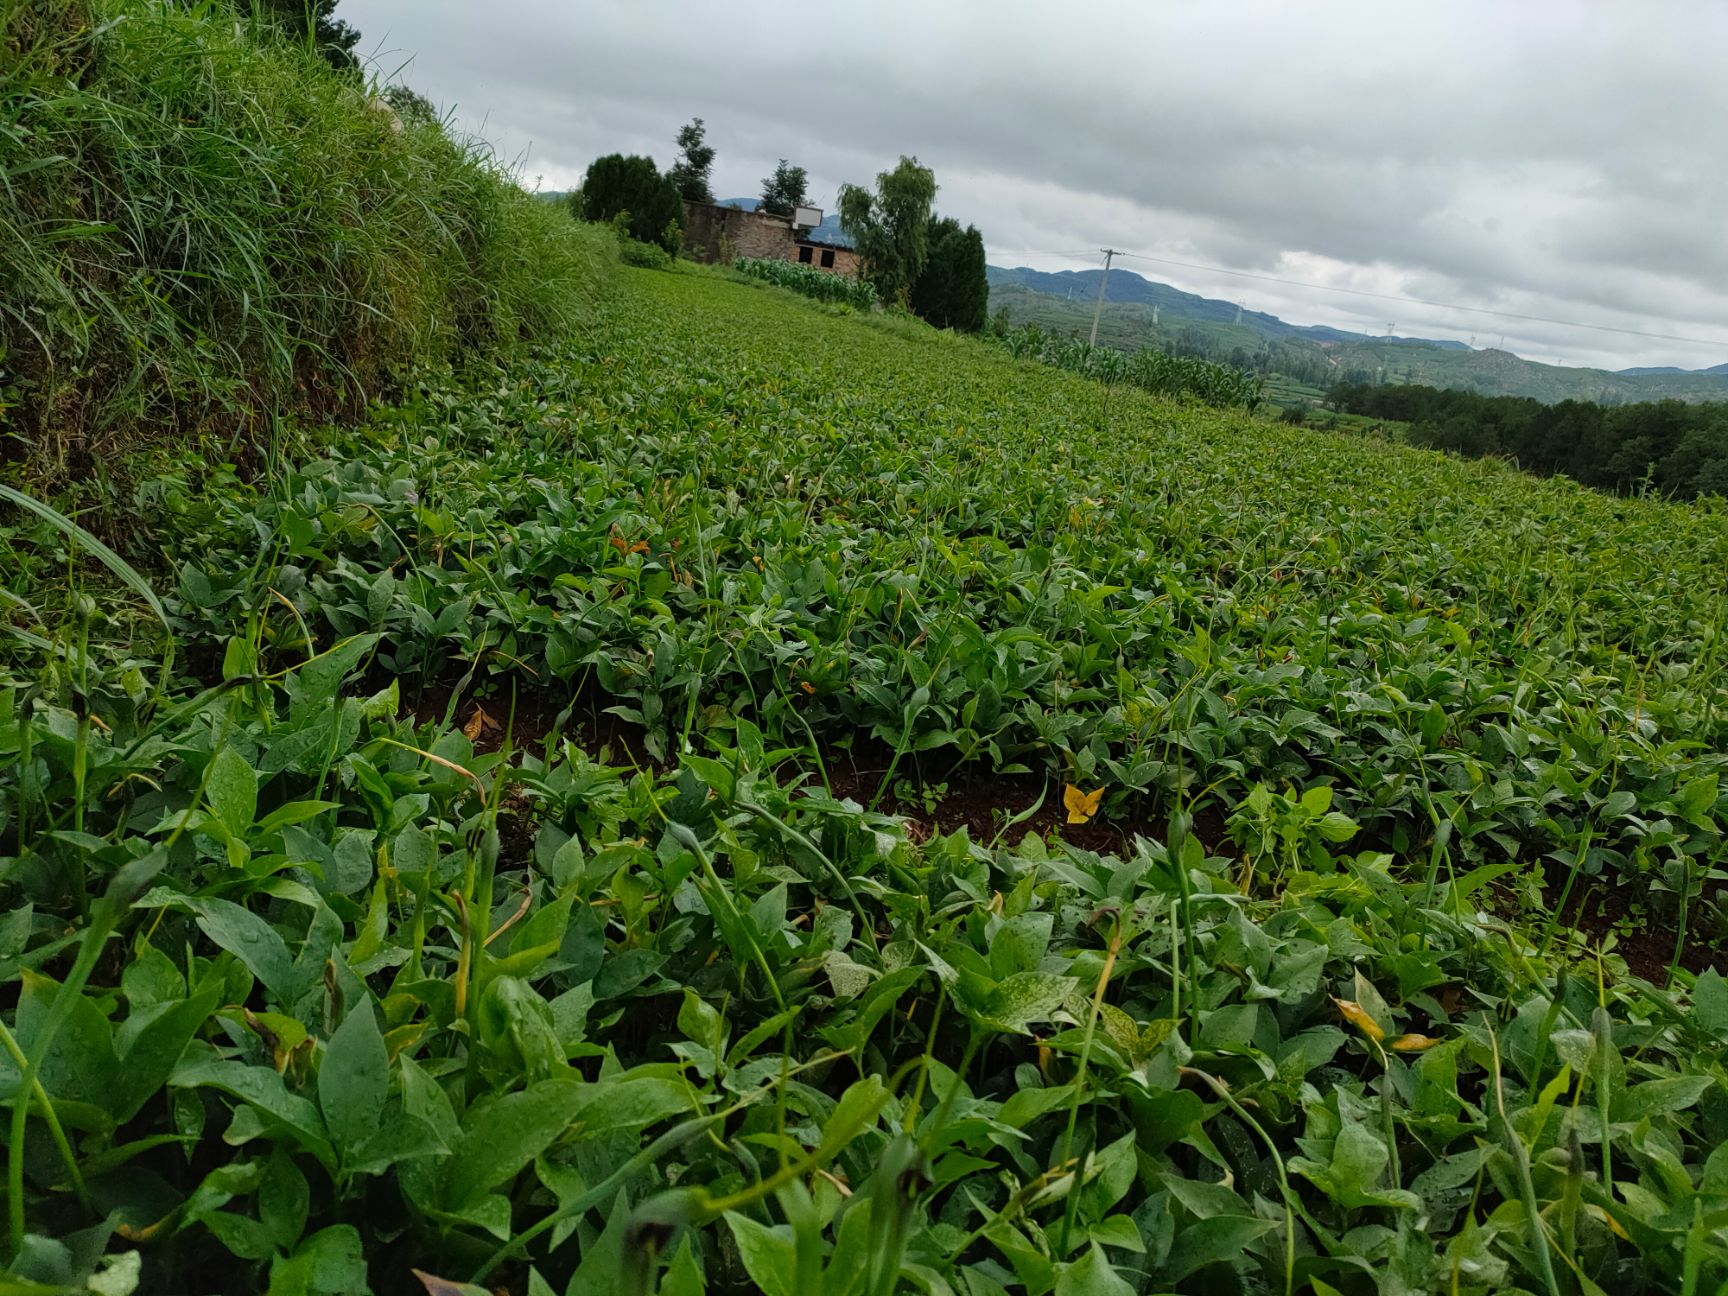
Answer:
[838,156,937,306]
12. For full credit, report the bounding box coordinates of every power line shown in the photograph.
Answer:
[1102,250,1728,350]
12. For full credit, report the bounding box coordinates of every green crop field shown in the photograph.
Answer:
[5,264,1728,1294]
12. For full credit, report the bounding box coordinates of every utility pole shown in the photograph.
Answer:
[1088,248,1119,347]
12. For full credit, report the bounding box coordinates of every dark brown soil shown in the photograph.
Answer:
[405,679,651,767]
[1537,874,1726,981]
[822,757,1227,858]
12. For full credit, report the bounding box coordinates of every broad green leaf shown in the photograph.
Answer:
[111,986,222,1121]
[255,799,344,839]
[366,568,396,624]
[206,1210,278,1261]
[445,1079,587,1209]
[207,746,258,839]
[964,972,1077,1035]
[173,1058,334,1171]
[819,966,923,1053]
[546,837,586,890]
[677,989,725,1055]
[570,1074,693,1137]
[346,879,392,968]
[1619,1075,1713,1121]
[1089,1215,1144,1253]
[990,912,1054,979]
[1677,773,1719,824]
[319,1002,389,1158]
[259,708,346,778]
[189,898,296,1000]
[266,1224,366,1296]
[1162,1215,1279,1283]
[291,633,379,704]
[592,948,668,1000]
[399,1055,459,1148]
[122,944,186,1010]
[1691,968,1728,1039]
[346,1113,448,1177]
[1124,1086,1206,1156]
[490,889,575,978]
[260,1147,310,1252]
[1055,1243,1135,1296]
[1080,1132,1139,1221]
[660,1236,707,1296]
[1317,810,1358,843]
[564,1189,633,1296]
[11,971,117,1109]
[478,976,565,1081]
[1290,1119,1420,1211]
[723,1212,798,1296]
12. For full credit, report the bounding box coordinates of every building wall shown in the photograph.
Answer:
[794,242,862,278]
[683,202,795,263]
[683,201,862,279]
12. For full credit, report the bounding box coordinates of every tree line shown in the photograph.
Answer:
[1330,382,1728,499]
[575,127,988,332]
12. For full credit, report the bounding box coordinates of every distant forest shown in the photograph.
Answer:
[1330,383,1728,500]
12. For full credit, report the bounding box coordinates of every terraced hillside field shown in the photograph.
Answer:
[4,265,1727,1294]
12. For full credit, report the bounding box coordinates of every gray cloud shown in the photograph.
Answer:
[345,0,1728,370]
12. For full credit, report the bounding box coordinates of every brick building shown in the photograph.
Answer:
[682,201,861,278]
[790,234,860,277]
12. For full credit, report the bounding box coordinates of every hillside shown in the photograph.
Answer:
[988,264,1728,404]
[8,255,1728,1290]
[989,265,1469,350]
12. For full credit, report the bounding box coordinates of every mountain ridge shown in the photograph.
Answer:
[988,265,1472,351]
[985,263,1728,404]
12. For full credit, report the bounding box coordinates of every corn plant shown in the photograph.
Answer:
[734,257,879,309]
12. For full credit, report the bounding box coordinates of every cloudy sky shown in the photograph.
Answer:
[344,1,1728,371]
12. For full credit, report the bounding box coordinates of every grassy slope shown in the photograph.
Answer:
[1,0,614,493]
[4,266,1728,1292]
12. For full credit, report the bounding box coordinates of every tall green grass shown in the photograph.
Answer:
[0,0,614,488]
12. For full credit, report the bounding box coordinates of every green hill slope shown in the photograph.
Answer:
[988,269,1728,405]
[5,264,1728,1292]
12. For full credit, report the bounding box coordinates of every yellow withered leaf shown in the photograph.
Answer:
[462,706,492,741]
[1064,784,1104,824]
[1388,1033,1442,1052]
[1588,1204,1630,1240]
[1331,996,1385,1042]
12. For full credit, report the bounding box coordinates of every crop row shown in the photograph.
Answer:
[4,267,1728,1291]
[733,256,879,309]
[996,321,1265,409]
[130,274,1728,925]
